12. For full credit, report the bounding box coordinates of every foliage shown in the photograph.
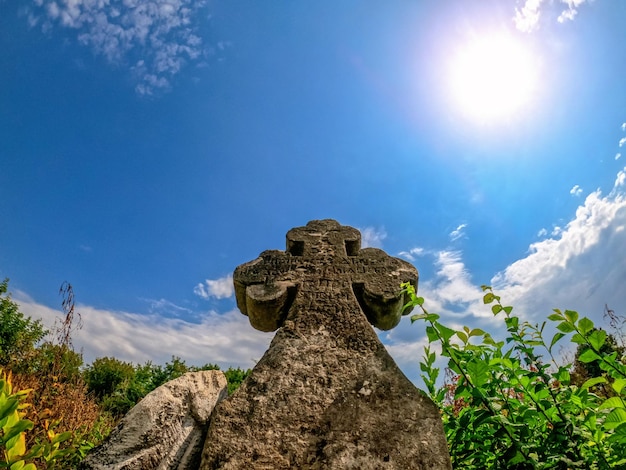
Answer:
[0,278,250,466]
[570,328,625,398]
[0,279,47,367]
[84,356,250,417]
[0,370,36,470]
[403,282,626,469]
[223,367,250,395]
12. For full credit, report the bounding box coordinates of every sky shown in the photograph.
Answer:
[2,0,626,384]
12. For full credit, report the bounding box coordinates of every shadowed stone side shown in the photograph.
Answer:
[201,219,451,469]
[80,370,227,470]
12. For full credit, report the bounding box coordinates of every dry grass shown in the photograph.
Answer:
[12,371,114,452]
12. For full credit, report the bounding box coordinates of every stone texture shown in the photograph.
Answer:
[81,370,227,470]
[201,219,451,469]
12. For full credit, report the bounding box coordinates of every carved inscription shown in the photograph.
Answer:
[234,219,418,331]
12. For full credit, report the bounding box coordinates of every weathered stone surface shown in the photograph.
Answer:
[201,219,451,469]
[81,370,227,470]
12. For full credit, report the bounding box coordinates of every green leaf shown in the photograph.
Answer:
[425,326,438,343]
[581,377,607,390]
[3,419,33,443]
[0,398,19,421]
[604,408,626,430]
[411,313,428,322]
[469,328,485,338]
[578,317,594,335]
[610,423,626,443]
[491,304,502,315]
[571,333,586,344]
[548,313,563,322]
[564,310,579,323]
[483,292,495,304]
[578,349,601,363]
[456,331,468,343]
[503,306,513,315]
[467,360,490,387]
[588,329,606,351]
[612,378,626,395]
[50,431,73,445]
[437,323,456,343]
[599,396,625,411]
[556,322,576,333]
[549,332,566,352]
[556,368,571,385]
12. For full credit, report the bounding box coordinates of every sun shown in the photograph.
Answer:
[447,32,539,123]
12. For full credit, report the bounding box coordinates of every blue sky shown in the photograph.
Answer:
[2,0,626,383]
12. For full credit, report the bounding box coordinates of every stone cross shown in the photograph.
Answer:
[234,219,417,332]
[202,220,451,469]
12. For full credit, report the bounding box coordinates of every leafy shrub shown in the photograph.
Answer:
[223,367,250,395]
[0,370,36,470]
[403,283,626,469]
[0,279,47,367]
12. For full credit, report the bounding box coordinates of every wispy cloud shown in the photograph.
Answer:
[386,167,626,382]
[194,274,234,300]
[16,292,271,368]
[449,223,468,242]
[359,226,387,249]
[515,0,545,33]
[26,0,211,95]
[514,0,592,32]
[141,297,192,317]
[616,153,622,161]
[570,184,583,196]
[398,247,425,262]
[13,168,626,384]
[492,167,626,320]
[557,0,588,23]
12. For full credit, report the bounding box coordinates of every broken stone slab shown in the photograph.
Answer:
[201,219,451,469]
[80,370,227,470]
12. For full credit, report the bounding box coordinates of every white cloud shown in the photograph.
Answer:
[514,0,592,31]
[616,168,626,187]
[194,274,234,300]
[359,226,387,248]
[12,169,626,386]
[621,123,626,132]
[398,247,425,262]
[537,228,548,237]
[449,223,467,241]
[27,0,210,95]
[492,169,626,321]
[515,0,545,33]
[141,297,192,316]
[570,184,583,196]
[557,0,588,23]
[385,167,626,383]
[619,138,626,148]
[616,153,622,161]
[15,292,271,368]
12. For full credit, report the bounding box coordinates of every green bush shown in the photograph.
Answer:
[0,279,47,367]
[403,283,626,469]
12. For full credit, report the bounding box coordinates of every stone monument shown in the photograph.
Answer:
[201,219,451,469]
[80,370,227,470]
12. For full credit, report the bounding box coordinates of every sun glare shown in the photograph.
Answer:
[448,32,539,123]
